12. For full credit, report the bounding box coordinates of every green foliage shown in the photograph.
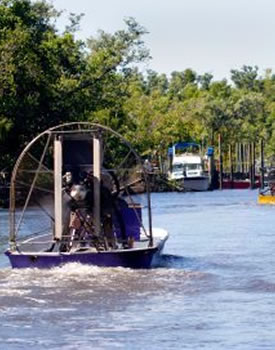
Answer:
[230,65,262,91]
[198,73,213,90]
[0,0,88,166]
[1,0,275,171]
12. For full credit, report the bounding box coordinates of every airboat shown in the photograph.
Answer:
[5,122,168,269]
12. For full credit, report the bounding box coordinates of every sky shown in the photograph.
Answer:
[52,0,275,81]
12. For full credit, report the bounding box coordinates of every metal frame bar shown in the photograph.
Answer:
[54,136,63,240]
[93,135,101,236]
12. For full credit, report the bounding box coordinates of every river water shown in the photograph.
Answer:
[1,190,275,349]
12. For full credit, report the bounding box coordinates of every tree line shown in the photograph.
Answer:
[1,0,275,171]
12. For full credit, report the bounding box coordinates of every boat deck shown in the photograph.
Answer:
[12,228,168,255]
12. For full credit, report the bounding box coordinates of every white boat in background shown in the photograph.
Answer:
[168,142,209,191]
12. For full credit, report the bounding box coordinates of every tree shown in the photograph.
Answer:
[198,72,213,90]
[232,91,267,141]
[230,65,261,91]
[0,1,150,168]
[145,70,168,95]
[168,69,197,100]
[0,0,87,166]
[85,18,151,132]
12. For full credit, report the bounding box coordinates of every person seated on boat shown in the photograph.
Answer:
[84,171,129,248]
[60,171,95,251]
[102,212,117,249]
[64,170,128,250]
[71,171,117,246]
[63,170,93,210]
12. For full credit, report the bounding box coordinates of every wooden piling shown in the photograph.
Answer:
[218,134,223,190]
[252,142,256,189]
[248,143,252,189]
[247,143,250,175]
[229,144,234,189]
[260,139,265,189]
[208,152,215,190]
[240,143,245,176]
[235,143,240,173]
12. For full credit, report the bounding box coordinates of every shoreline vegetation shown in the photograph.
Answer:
[1,0,275,180]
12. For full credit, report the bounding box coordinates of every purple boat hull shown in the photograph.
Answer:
[5,244,164,269]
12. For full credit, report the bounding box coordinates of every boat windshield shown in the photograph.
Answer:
[172,164,184,172]
[185,164,202,171]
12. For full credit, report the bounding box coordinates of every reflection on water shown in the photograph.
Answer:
[1,190,275,349]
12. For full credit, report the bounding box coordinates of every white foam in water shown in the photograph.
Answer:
[0,288,30,297]
[0,263,130,300]
[2,190,275,350]
[51,262,105,276]
[47,263,135,281]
